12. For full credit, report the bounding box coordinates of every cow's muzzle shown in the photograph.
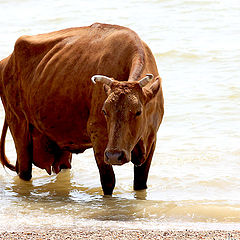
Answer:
[104,150,129,165]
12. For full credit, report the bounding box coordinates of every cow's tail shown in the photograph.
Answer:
[0,59,3,96]
[0,118,16,171]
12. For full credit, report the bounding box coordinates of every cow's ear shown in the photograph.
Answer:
[144,76,161,102]
[103,84,111,96]
[149,76,161,97]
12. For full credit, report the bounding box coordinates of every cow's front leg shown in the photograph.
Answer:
[89,126,115,195]
[133,141,156,190]
[94,150,115,195]
[9,120,32,181]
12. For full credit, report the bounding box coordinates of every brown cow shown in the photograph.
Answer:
[0,23,164,195]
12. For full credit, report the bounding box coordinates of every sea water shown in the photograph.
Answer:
[0,0,240,231]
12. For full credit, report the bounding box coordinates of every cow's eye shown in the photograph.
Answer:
[102,109,107,116]
[136,110,142,117]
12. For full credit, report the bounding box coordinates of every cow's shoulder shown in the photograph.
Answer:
[14,35,57,59]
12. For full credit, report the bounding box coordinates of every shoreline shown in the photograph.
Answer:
[1,221,240,239]
[1,220,240,235]
[1,228,240,240]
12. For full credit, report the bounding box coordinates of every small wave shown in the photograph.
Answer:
[174,0,219,7]
[155,50,207,60]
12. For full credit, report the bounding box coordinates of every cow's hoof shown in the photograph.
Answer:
[103,192,113,196]
[18,172,32,181]
[103,189,113,196]
[134,183,147,191]
[102,185,114,195]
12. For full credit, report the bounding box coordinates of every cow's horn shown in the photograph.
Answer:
[91,75,113,85]
[139,74,153,88]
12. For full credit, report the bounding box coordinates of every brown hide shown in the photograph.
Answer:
[0,23,164,195]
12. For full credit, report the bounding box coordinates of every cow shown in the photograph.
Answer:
[0,23,164,195]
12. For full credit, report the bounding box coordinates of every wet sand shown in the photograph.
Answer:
[0,228,240,239]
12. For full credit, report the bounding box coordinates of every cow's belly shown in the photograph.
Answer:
[29,97,92,151]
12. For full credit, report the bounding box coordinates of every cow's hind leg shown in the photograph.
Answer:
[133,141,156,190]
[9,120,32,181]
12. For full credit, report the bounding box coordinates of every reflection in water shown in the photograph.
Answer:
[134,189,147,200]
[2,168,171,222]
[3,170,157,222]
[1,161,240,230]
[10,170,72,201]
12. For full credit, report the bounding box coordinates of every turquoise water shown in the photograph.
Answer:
[0,0,240,231]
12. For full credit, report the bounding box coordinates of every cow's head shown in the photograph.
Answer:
[91,74,161,166]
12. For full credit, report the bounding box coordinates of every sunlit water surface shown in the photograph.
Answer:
[0,0,240,231]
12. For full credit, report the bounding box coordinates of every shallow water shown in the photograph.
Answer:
[0,0,240,231]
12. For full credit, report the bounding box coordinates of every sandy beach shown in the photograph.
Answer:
[1,228,240,239]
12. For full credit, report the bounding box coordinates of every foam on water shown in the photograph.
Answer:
[0,0,240,231]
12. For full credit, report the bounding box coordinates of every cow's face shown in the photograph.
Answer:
[92,74,161,166]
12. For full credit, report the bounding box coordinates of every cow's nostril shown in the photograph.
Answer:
[118,151,124,161]
[105,151,110,161]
